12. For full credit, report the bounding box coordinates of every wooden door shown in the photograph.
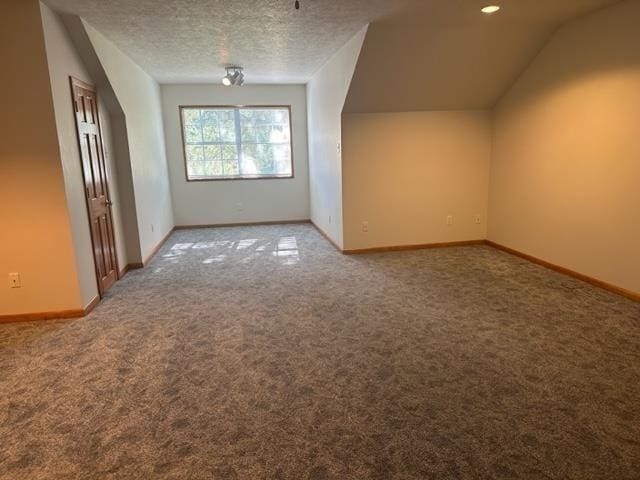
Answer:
[70,77,119,296]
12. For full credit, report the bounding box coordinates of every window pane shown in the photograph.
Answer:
[220,119,236,142]
[223,159,239,176]
[184,125,202,144]
[242,144,276,175]
[189,161,205,177]
[239,108,291,177]
[201,161,217,177]
[186,145,204,162]
[271,125,290,143]
[182,107,292,180]
[204,145,220,161]
[221,144,237,160]
[202,124,219,143]
[201,109,219,124]
[274,144,292,175]
[186,161,198,177]
[183,109,201,126]
[239,144,259,174]
[240,125,257,143]
[212,161,223,176]
[241,125,284,143]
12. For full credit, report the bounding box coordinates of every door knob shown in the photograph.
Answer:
[105,200,113,206]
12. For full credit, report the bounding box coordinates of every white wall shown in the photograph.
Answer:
[0,0,83,315]
[307,26,368,248]
[51,13,143,266]
[342,111,491,250]
[106,114,142,264]
[489,0,640,294]
[98,109,128,271]
[83,21,174,261]
[40,2,129,307]
[161,84,309,226]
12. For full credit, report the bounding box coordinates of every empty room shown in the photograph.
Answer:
[1,0,639,478]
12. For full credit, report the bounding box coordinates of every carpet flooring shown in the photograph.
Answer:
[1,224,639,479]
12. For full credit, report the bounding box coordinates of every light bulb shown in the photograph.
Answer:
[481,5,500,14]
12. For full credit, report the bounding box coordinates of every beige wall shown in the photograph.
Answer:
[342,1,620,114]
[344,22,550,113]
[342,111,491,250]
[161,84,309,226]
[40,2,129,308]
[489,0,640,294]
[83,21,174,261]
[307,26,368,248]
[0,0,83,315]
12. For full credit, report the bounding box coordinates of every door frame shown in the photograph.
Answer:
[70,76,120,298]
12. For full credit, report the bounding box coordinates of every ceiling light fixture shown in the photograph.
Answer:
[222,66,245,87]
[481,5,501,14]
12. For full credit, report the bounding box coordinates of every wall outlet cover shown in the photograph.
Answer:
[8,273,21,288]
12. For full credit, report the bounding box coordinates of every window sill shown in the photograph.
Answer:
[186,174,294,182]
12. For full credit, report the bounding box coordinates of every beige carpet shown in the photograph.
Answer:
[1,224,639,479]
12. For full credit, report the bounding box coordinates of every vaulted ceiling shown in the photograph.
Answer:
[45,0,620,110]
[343,0,621,112]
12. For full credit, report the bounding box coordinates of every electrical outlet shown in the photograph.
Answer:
[446,215,454,226]
[236,202,244,212]
[362,221,369,233]
[8,273,21,288]
[475,214,481,224]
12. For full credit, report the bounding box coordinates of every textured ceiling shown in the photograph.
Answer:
[43,0,416,84]
[43,0,620,89]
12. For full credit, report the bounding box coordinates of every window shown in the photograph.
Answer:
[180,106,293,181]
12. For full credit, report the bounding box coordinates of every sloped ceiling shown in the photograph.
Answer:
[43,0,619,102]
[343,0,621,113]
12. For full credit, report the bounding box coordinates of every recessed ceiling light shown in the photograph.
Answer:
[481,5,501,14]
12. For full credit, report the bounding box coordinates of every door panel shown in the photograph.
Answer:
[70,77,119,296]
